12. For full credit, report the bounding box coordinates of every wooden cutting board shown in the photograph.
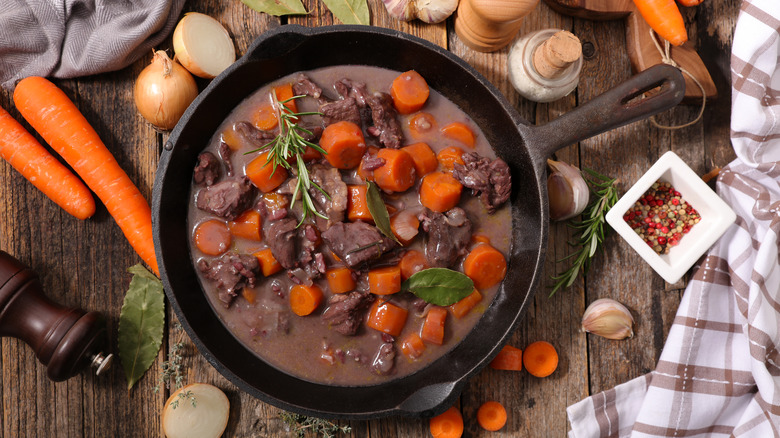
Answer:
[544,0,717,103]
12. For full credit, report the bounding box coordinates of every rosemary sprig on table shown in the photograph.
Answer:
[279,412,351,438]
[246,92,329,226]
[549,168,619,296]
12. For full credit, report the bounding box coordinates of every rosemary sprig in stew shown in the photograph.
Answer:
[246,91,329,226]
[549,168,618,296]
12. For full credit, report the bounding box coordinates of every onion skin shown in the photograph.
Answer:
[133,51,198,131]
[381,0,459,23]
[547,158,589,221]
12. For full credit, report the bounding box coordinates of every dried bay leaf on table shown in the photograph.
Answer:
[321,0,370,24]
[241,0,307,15]
[118,264,165,390]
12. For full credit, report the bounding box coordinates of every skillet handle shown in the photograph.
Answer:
[521,64,685,161]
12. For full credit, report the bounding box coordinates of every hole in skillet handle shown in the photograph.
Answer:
[621,78,673,107]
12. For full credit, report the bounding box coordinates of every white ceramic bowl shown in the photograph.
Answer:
[605,151,736,283]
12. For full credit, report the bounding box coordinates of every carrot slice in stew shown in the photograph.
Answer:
[347,185,373,223]
[320,121,366,169]
[373,148,417,193]
[401,142,438,177]
[449,289,482,319]
[253,248,282,277]
[407,112,436,139]
[429,406,464,438]
[246,151,288,193]
[274,83,298,113]
[289,284,324,316]
[242,288,257,305]
[419,171,463,213]
[221,124,244,151]
[252,102,278,131]
[441,122,476,148]
[263,192,290,212]
[194,220,231,256]
[368,266,402,295]
[437,146,465,172]
[366,300,408,337]
[472,234,491,244]
[228,210,262,241]
[489,345,523,371]
[390,70,429,114]
[463,243,507,290]
[326,267,356,294]
[400,332,427,360]
[420,306,447,345]
[400,250,427,280]
[357,146,380,182]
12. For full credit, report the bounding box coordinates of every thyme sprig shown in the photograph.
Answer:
[279,412,351,438]
[154,323,196,409]
[246,92,329,226]
[549,168,619,296]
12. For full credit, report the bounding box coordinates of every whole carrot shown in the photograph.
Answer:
[633,0,688,46]
[0,106,95,220]
[13,77,159,275]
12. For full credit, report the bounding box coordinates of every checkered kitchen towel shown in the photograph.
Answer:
[0,0,185,90]
[567,0,780,436]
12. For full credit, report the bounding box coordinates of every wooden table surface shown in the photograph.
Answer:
[0,0,742,436]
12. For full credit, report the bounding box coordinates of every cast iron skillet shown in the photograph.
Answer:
[153,25,683,419]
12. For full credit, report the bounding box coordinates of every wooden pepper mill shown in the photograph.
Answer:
[454,0,541,52]
[0,250,112,381]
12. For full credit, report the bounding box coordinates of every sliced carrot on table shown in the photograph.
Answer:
[633,0,688,46]
[228,210,262,241]
[401,142,438,177]
[400,250,428,280]
[429,406,464,438]
[273,83,298,113]
[463,243,507,290]
[289,284,324,316]
[347,185,373,223]
[400,332,427,360]
[419,171,463,213]
[489,345,523,371]
[407,112,436,139]
[326,267,356,294]
[14,77,158,273]
[373,148,416,193]
[0,105,95,220]
[420,306,447,345]
[441,122,476,148]
[253,248,282,277]
[252,102,278,131]
[477,401,507,431]
[449,289,482,319]
[320,121,366,169]
[194,219,231,256]
[366,299,408,337]
[368,266,402,295]
[390,211,420,246]
[391,70,429,114]
[523,341,558,377]
[246,151,288,193]
[437,146,465,172]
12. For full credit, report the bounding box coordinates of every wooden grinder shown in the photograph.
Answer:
[455,0,541,52]
[0,250,112,381]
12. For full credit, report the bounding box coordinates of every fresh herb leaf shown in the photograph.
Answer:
[321,0,369,24]
[402,268,474,306]
[365,181,400,244]
[118,264,165,390]
[279,412,351,438]
[549,168,619,296]
[170,390,197,410]
[241,0,307,16]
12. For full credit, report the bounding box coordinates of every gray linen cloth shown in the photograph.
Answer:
[0,0,186,89]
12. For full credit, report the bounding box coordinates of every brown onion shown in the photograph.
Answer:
[134,50,198,131]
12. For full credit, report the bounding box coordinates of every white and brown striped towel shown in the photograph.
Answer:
[567,0,780,436]
[0,0,185,90]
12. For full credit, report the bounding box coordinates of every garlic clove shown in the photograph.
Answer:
[581,298,634,340]
[547,158,589,221]
[382,0,417,21]
[415,0,459,23]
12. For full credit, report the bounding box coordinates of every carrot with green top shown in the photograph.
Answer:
[0,105,95,220]
[633,0,688,46]
[13,76,158,274]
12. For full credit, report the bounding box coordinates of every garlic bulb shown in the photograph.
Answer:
[547,158,589,221]
[381,0,459,23]
[581,298,634,340]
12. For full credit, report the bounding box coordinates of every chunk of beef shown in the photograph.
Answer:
[193,152,220,186]
[292,73,324,101]
[419,207,473,268]
[299,123,323,143]
[218,141,234,176]
[321,291,374,335]
[308,164,348,228]
[322,221,397,268]
[198,252,260,306]
[365,92,403,149]
[196,176,256,220]
[297,224,327,280]
[321,97,362,126]
[264,217,298,269]
[453,152,512,213]
[335,78,370,108]
[234,121,276,147]
[370,342,396,376]
[360,152,385,171]
[240,301,290,337]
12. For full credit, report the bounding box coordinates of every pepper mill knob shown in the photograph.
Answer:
[532,30,582,79]
[0,250,111,381]
[454,0,540,52]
